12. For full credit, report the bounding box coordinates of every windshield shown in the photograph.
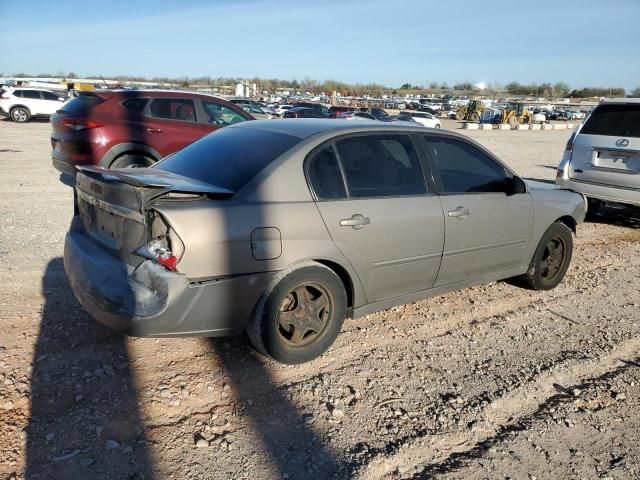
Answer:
[153,127,301,190]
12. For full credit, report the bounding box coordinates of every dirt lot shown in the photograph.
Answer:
[1,119,639,480]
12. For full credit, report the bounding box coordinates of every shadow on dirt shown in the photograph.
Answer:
[26,258,155,479]
[207,337,342,479]
[585,204,640,229]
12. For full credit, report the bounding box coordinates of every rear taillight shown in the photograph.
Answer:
[59,117,103,131]
[143,238,179,272]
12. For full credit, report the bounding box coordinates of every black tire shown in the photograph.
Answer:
[435,124,441,129]
[455,111,465,121]
[469,112,480,123]
[110,154,154,169]
[247,261,347,364]
[519,222,573,291]
[10,107,30,123]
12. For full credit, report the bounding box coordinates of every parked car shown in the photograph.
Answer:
[273,104,293,117]
[400,111,441,128]
[240,103,275,120]
[362,107,389,119]
[283,107,325,118]
[64,119,586,364]
[0,87,67,123]
[50,89,253,174]
[336,111,377,120]
[292,102,330,118]
[328,105,355,118]
[556,98,640,209]
[380,114,419,124]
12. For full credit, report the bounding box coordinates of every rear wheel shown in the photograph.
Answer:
[11,107,30,123]
[507,116,519,129]
[518,222,573,291]
[110,154,154,169]
[455,111,465,121]
[247,262,347,364]
[469,112,480,123]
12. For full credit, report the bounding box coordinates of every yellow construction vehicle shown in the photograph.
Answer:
[499,102,532,128]
[455,100,483,122]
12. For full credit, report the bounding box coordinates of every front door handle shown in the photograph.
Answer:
[447,206,471,218]
[340,214,371,230]
[146,128,163,133]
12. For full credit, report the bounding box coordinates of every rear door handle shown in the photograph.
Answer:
[146,128,163,133]
[447,206,471,218]
[340,214,371,230]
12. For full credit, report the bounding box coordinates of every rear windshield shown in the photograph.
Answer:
[581,104,640,138]
[153,127,300,190]
[59,94,105,115]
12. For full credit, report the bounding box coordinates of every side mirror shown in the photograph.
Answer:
[506,176,527,196]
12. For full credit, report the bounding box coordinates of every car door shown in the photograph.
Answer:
[307,133,445,303]
[40,90,64,114]
[421,135,534,287]
[143,97,213,157]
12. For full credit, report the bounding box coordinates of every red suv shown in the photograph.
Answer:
[51,90,254,173]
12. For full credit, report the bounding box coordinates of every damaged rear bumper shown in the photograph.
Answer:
[64,218,275,337]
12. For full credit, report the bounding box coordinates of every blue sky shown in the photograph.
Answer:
[1,0,638,90]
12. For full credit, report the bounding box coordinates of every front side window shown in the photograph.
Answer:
[149,98,196,122]
[42,91,60,101]
[202,101,247,126]
[423,137,509,193]
[335,135,427,198]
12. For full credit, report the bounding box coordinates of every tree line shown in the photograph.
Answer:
[3,71,637,98]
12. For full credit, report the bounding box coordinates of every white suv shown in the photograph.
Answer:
[0,88,67,123]
[556,98,640,209]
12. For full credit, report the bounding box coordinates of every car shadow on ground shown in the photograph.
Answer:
[206,336,343,478]
[585,205,640,229]
[26,258,156,479]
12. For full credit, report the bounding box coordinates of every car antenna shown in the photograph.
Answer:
[99,75,109,88]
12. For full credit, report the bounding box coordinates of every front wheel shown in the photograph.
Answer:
[519,222,573,290]
[11,107,30,123]
[247,262,347,364]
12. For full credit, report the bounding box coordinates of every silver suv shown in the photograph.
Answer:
[556,99,640,209]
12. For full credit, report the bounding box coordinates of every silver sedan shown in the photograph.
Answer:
[64,120,587,363]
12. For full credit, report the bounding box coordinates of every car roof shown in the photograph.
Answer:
[227,118,452,139]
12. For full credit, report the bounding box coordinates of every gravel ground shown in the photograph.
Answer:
[0,119,639,480]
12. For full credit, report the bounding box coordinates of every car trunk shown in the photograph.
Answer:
[568,103,640,189]
[74,166,233,268]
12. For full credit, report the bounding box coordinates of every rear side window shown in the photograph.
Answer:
[307,146,347,199]
[12,90,23,97]
[335,135,427,198]
[121,98,149,113]
[154,127,300,190]
[581,104,640,138]
[149,98,196,122]
[22,90,42,99]
[423,137,509,193]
